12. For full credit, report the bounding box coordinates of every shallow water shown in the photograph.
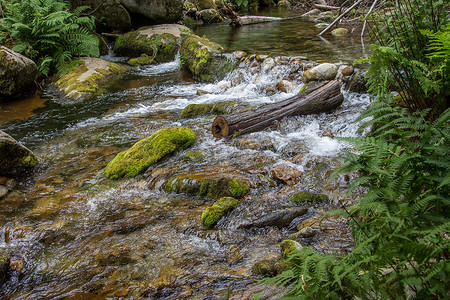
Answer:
[0,16,371,299]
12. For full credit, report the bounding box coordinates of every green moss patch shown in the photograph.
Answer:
[280,239,302,259]
[201,197,238,228]
[179,103,214,119]
[128,54,155,66]
[55,58,126,101]
[288,191,329,204]
[104,127,197,179]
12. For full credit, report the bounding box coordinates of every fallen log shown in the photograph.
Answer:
[212,80,343,138]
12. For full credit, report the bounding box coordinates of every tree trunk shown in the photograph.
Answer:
[212,80,343,138]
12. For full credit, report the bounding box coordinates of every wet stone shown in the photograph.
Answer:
[271,165,302,186]
[106,213,157,234]
[240,207,308,229]
[0,250,10,285]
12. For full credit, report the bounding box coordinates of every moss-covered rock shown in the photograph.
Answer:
[201,197,238,228]
[114,24,191,62]
[55,57,126,102]
[198,9,223,24]
[180,34,237,82]
[288,191,329,204]
[104,127,196,179]
[331,28,349,37]
[0,46,38,98]
[184,149,205,162]
[280,239,302,259]
[251,259,278,277]
[164,176,249,199]
[127,54,155,66]
[0,130,38,175]
[179,103,213,118]
[71,0,131,32]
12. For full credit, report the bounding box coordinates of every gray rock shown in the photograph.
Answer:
[70,0,131,32]
[180,34,238,82]
[0,250,10,285]
[0,130,38,175]
[0,46,38,98]
[240,207,308,229]
[261,57,275,72]
[120,0,183,24]
[54,57,126,102]
[302,63,338,83]
[199,8,223,23]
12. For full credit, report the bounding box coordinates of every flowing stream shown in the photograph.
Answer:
[0,16,371,299]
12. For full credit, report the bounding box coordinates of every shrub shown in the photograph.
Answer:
[0,0,99,76]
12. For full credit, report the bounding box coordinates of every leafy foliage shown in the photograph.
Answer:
[0,0,99,76]
[357,0,449,115]
[265,1,449,298]
[266,104,450,299]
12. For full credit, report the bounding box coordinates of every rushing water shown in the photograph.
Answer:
[0,16,371,299]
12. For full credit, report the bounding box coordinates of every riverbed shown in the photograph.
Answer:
[0,15,371,299]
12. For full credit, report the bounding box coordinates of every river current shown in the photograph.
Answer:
[0,16,371,299]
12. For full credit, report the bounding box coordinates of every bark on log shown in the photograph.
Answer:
[212,80,343,138]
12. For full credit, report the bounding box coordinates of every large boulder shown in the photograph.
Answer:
[120,0,183,24]
[55,57,126,101]
[0,130,38,175]
[0,46,38,98]
[104,127,197,179]
[180,34,237,82]
[302,63,338,83]
[70,0,131,32]
[114,24,190,61]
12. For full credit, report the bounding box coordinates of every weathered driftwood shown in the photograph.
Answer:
[314,4,340,11]
[237,16,283,26]
[212,80,343,138]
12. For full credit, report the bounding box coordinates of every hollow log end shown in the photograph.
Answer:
[212,116,229,138]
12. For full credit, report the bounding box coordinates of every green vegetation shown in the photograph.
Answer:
[104,127,196,179]
[201,197,239,228]
[266,1,450,298]
[0,0,99,76]
[358,0,449,115]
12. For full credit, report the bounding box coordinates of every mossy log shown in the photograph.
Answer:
[211,80,343,138]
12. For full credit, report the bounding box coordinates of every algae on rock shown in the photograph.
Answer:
[104,127,197,179]
[0,130,38,174]
[179,103,214,118]
[164,176,249,199]
[55,57,126,101]
[179,34,237,82]
[114,24,191,62]
[288,191,329,204]
[201,197,238,228]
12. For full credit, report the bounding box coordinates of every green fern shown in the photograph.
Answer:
[266,104,450,299]
[0,0,99,76]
